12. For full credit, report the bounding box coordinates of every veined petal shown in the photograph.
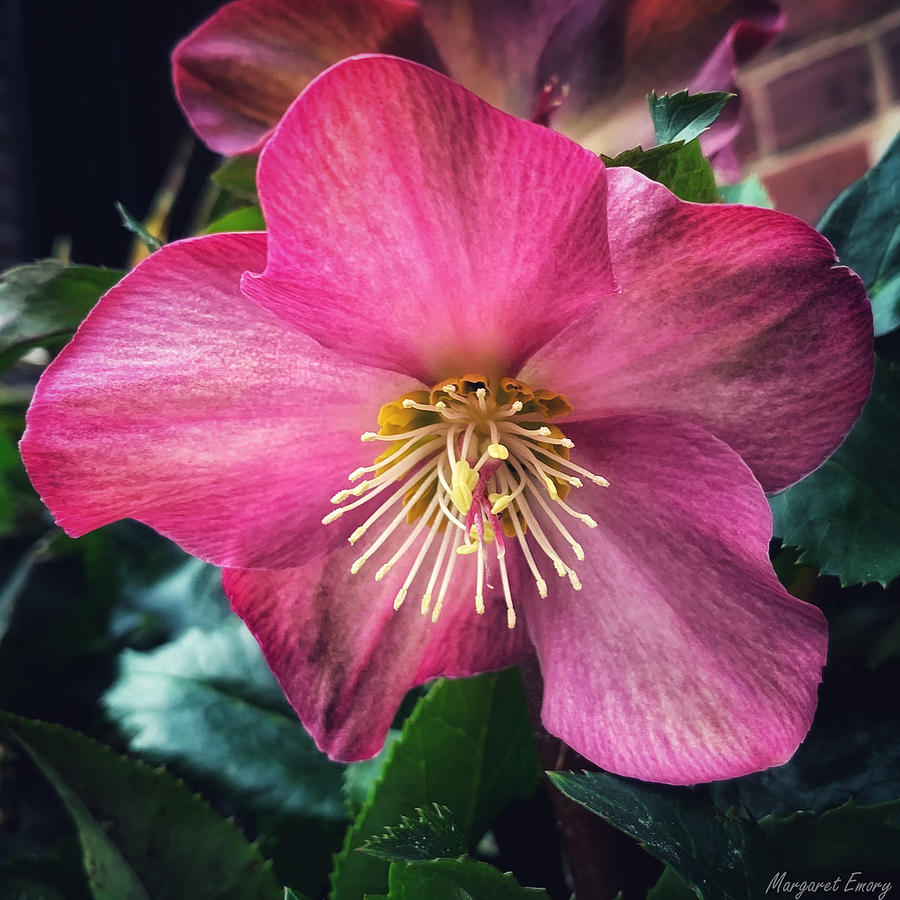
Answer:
[172,0,441,155]
[242,54,615,383]
[20,233,419,569]
[520,166,873,492]
[523,414,827,784]
[224,538,531,761]
[553,0,782,157]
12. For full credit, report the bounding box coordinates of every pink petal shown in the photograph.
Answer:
[242,54,615,383]
[690,9,784,175]
[520,166,873,492]
[172,0,440,155]
[224,538,531,761]
[522,414,827,784]
[545,0,782,157]
[20,233,418,569]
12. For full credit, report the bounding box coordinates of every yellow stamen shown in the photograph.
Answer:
[321,374,609,628]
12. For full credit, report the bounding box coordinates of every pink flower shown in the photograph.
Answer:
[172,0,782,164]
[22,56,872,784]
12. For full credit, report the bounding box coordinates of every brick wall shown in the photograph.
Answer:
[735,0,900,223]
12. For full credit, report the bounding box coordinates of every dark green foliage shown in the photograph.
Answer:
[770,360,900,586]
[1,712,282,900]
[602,139,720,203]
[329,670,540,900]
[360,804,468,862]
[0,260,121,372]
[548,771,773,900]
[818,132,900,336]
[367,858,547,900]
[648,90,733,146]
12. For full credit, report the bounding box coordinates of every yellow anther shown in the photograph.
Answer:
[456,542,479,556]
[375,563,391,581]
[507,608,516,629]
[361,432,378,441]
[490,494,512,515]
[421,592,432,614]
[568,569,582,591]
[553,559,567,576]
[488,442,509,460]
[348,467,367,481]
[331,489,351,504]
[561,439,574,448]
[401,398,416,408]
[450,459,478,513]
[594,475,610,487]
[537,426,552,436]
[573,543,585,561]
[536,578,548,598]
[393,588,407,610]
[322,509,343,524]
[542,474,559,500]
[349,526,367,544]
[581,515,598,528]
[475,594,485,614]
[350,556,368,574]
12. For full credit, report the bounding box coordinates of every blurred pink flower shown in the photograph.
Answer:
[173,0,782,165]
[23,56,872,784]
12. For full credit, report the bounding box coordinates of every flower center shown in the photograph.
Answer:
[322,374,608,629]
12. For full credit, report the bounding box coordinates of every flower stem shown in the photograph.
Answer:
[518,656,660,899]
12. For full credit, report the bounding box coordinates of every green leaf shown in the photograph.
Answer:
[649,90,733,145]
[770,358,900,586]
[201,204,265,235]
[718,175,773,209]
[343,731,402,818]
[284,890,314,900]
[367,858,547,900]
[212,155,259,201]
[0,426,21,533]
[0,712,281,900]
[761,799,900,876]
[647,865,697,900]
[361,804,468,862]
[651,798,900,899]
[548,771,774,900]
[103,615,345,821]
[330,669,540,900]
[114,202,162,252]
[818,132,900,336]
[102,615,347,896]
[602,138,719,203]
[0,260,121,371]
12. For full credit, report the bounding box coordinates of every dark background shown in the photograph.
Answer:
[1,0,224,270]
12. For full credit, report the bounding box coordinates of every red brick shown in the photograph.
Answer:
[767,47,875,151]
[882,24,900,100]
[776,0,896,48]
[761,141,870,224]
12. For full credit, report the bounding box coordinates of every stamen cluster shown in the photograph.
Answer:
[323,375,609,628]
